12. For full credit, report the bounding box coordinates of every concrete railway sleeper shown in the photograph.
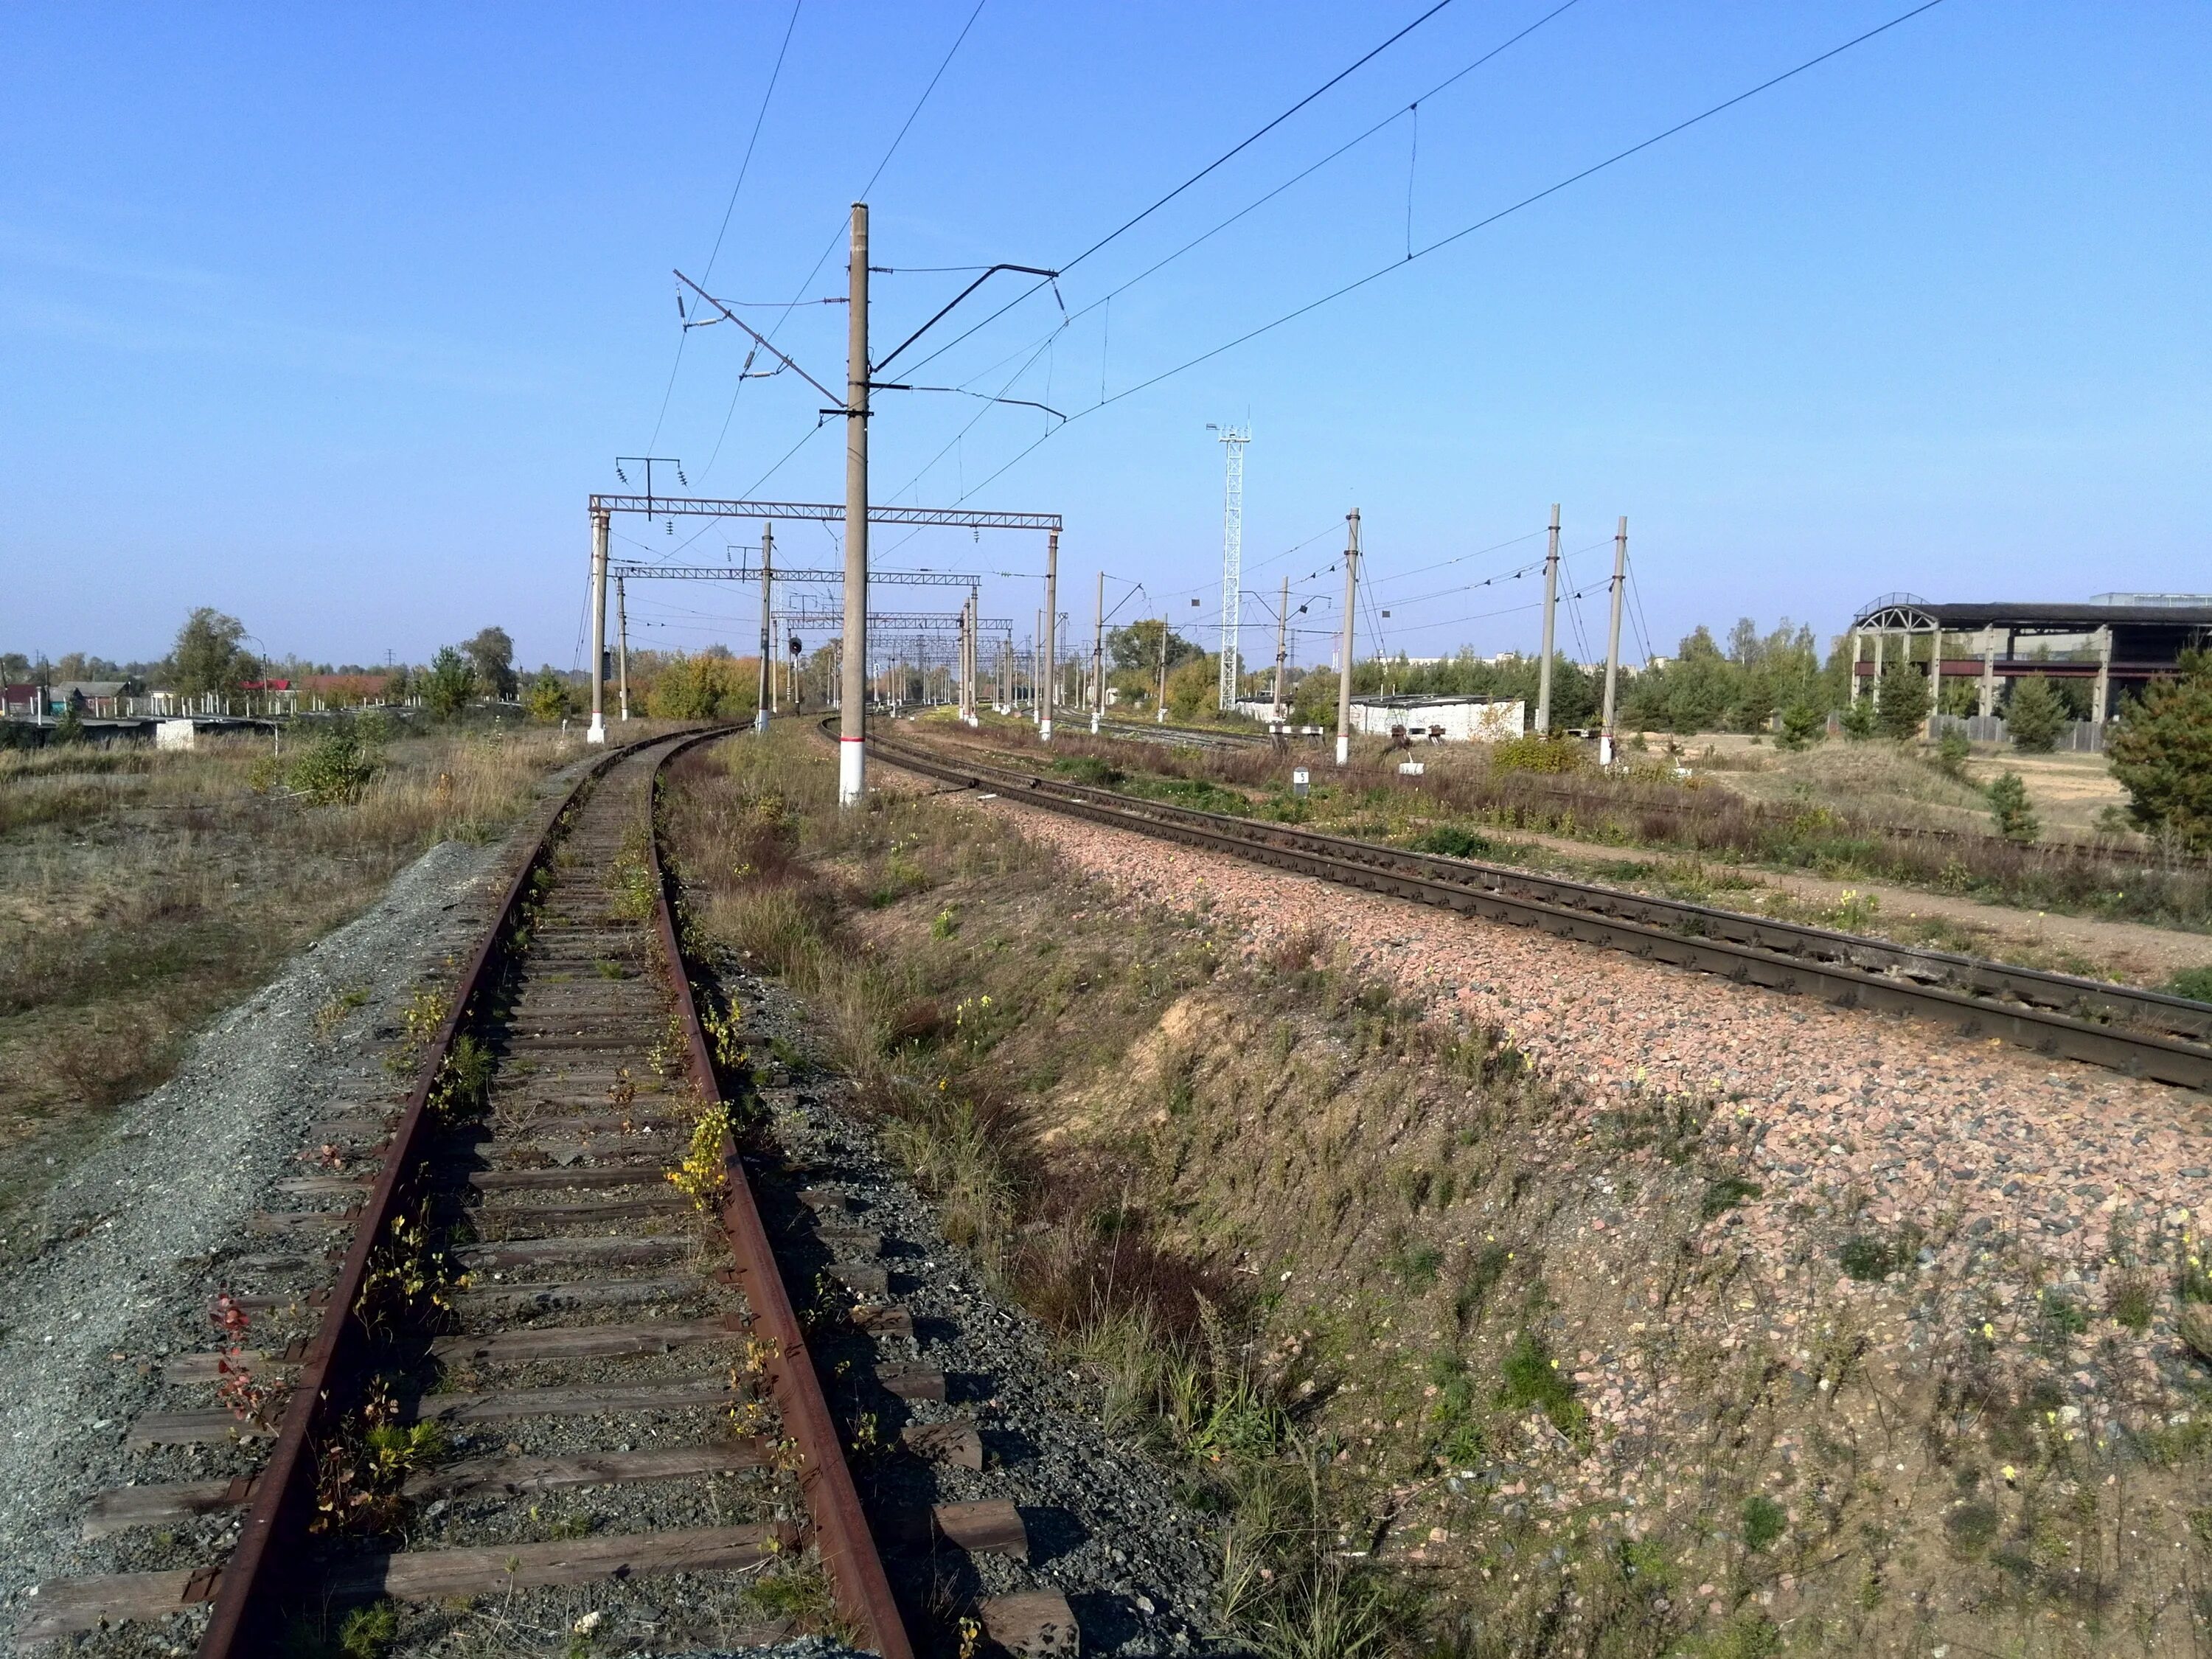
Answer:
[21,730,1072,1656]
[866,727,2212,1092]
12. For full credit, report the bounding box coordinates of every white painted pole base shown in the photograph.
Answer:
[586,714,607,745]
[755,710,769,733]
[1039,720,1053,743]
[1599,735,1614,767]
[1157,707,1166,723]
[1334,733,1349,766]
[838,739,865,807]
[1090,712,1100,734]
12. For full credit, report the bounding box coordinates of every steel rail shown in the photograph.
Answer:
[201,726,914,1658]
[866,729,2212,1092]
[198,731,670,1655]
[1087,720,2210,873]
[647,735,914,1659]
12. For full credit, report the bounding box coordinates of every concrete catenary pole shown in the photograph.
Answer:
[1334,508,1360,766]
[838,203,870,807]
[1040,531,1058,742]
[587,509,609,744]
[1273,574,1290,722]
[1535,502,1559,734]
[1600,515,1627,765]
[1091,569,1105,734]
[1156,612,1169,722]
[755,522,774,731]
[616,574,630,722]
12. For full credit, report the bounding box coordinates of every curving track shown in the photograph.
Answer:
[21,731,1070,1657]
[866,727,2212,1091]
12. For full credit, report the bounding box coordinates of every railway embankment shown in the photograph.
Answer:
[673,724,2212,1656]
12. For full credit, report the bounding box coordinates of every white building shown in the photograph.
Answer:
[1349,694,1525,742]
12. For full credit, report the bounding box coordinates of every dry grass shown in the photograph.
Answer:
[0,723,602,1245]
[668,726,2212,1658]
[923,719,2212,932]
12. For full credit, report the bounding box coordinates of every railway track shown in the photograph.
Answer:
[866,728,2212,1091]
[26,731,1071,1657]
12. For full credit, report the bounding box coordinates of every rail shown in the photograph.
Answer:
[866,726,2212,1092]
[183,725,913,1656]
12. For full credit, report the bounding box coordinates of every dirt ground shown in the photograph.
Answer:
[1671,734,2134,845]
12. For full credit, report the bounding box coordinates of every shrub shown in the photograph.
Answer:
[1933,728,1971,779]
[286,727,384,805]
[53,701,86,745]
[1986,771,2037,843]
[421,647,476,719]
[2166,966,2212,1004]
[524,667,571,722]
[1874,661,1931,741]
[1498,1328,1584,1440]
[2107,653,2212,852]
[1416,824,1495,860]
[1491,734,1586,775]
[1777,702,1826,751]
[1742,1493,1786,1551]
[1838,1233,1899,1281]
[2006,675,2065,753]
[1838,698,1877,741]
[1700,1174,1763,1220]
[1050,754,1124,786]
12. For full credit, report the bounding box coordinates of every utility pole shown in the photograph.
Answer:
[1091,569,1105,733]
[756,523,774,731]
[838,202,869,806]
[1156,611,1169,722]
[1600,515,1626,765]
[1535,502,1559,734]
[587,509,609,743]
[1273,574,1290,723]
[1040,530,1058,742]
[1334,509,1360,766]
[616,574,630,721]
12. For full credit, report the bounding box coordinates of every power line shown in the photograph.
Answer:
[694,0,990,481]
[928,0,1948,508]
[648,0,804,453]
[903,0,1468,378]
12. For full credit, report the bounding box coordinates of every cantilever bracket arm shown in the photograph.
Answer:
[869,265,1060,377]
[674,269,845,407]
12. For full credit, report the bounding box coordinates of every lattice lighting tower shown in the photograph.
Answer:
[1209,423,1250,710]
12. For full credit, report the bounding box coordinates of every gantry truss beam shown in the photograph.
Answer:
[608,562,981,588]
[775,612,1012,631]
[590,495,1060,533]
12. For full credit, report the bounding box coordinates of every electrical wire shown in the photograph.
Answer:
[648,0,804,453]
[926,0,1949,509]
[693,0,989,481]
[902,0,1473,380]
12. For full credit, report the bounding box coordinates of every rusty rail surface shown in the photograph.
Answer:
[864,723,2212,1092]
[197,732,663,1655]
[647,734,914,1659]
[194,726,913,1658]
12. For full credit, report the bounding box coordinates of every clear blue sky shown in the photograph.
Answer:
[4,1,2207,674]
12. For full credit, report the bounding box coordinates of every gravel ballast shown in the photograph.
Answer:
[0,832,511,1645]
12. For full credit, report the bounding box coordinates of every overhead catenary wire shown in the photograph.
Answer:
[688,0,990,481]
[900,0,1468,381]
[647,0,804,453]
[920,0,1950,515]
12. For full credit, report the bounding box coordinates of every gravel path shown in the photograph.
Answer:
[964,793,2212,1392]
[0,830,515,1646]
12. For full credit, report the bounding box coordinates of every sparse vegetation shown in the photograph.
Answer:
[0,724,594,1256]
[666,725,2212,1657]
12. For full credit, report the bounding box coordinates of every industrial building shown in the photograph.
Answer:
[1848,593,2212,723]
